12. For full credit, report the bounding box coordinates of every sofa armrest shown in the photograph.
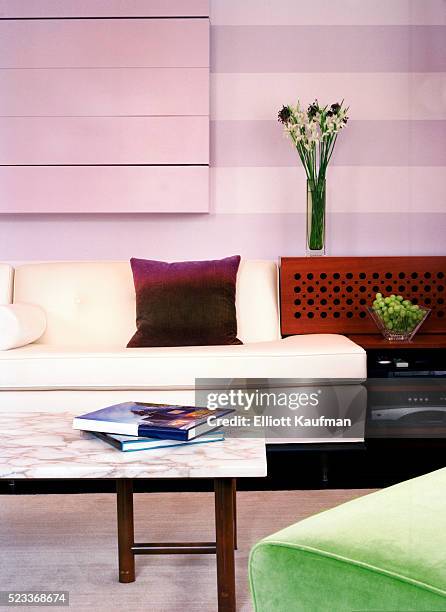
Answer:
[0,303,46,350]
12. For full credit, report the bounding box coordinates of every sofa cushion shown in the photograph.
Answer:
[12,259,280,346]
[0,334,365,390]
[127,255,242,348]
[0,303,47,350]
[249,467,446,612]
[0,264,13,305]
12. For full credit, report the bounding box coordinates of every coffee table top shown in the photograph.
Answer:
[0,411,267,480]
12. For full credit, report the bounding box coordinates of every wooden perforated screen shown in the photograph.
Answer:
[280,257,446,336]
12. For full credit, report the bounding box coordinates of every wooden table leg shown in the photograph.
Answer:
[232,479,237,550]
[116,479,135,583]
[215,478,236,612]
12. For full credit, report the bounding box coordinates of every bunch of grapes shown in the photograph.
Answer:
[372,293,425,332]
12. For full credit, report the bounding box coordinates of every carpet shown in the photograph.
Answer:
[0,489,372,611]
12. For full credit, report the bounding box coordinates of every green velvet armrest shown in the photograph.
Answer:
[250,468,446,611]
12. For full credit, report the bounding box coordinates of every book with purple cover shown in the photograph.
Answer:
[72,401,233,441]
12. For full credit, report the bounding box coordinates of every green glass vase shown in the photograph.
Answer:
[306,179,326,256]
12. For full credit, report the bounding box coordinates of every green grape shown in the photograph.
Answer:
[370,290,427,336]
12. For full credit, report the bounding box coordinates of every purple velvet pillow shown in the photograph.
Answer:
[127,256,242,347]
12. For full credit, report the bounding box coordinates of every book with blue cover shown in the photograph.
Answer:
[92,430,225,452]
[72,401,234,441]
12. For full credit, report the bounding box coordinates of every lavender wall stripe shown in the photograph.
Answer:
[1,213,445,260]
[211,120,446,167]
[210,167,446,214]
[211,26,446,73]
[210,0,446,26]
[211,73,446,121]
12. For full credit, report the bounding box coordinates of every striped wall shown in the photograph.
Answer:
[0,0,445,260]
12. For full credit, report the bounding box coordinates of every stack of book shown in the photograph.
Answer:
[72,401,233,452]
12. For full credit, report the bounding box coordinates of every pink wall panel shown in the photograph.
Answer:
[0,166,209,213]
[0,68,209,117]
[0,19,209,68]
[0,0,209,18]
[0,116,209,165]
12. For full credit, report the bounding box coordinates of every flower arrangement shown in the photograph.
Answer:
[278,100,349,254]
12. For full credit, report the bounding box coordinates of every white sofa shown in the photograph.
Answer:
[0,260,366,394]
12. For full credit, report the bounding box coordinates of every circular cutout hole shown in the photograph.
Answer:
[411,272,418,279]
[307,286,314,293]
[437,272,444,279]
[386,285,392,292]
[320,272,327,279]
[359,311,367,319]
[294,286,301,293]
[307,312,314,318]
[346,286,353,293]
[425,272,432,279]
[425,285,431,292]
[333,286,340,293]
[321,312,327,318]
[294,299,301,306]
[307,273,314,280]
[346,272,353,279]
[320,286,327,293]
[321,298,327,305]
[333,272,341,280]
[412,285,418,292]
[399,272,405,279]
[294,312,301,318]
[359,272,366,280]
[359,286,367,293]
[308,298,314,306]
[294,273,301,280]
[346,312,353,318]
[333,312,340,319]
[385,272,392,279]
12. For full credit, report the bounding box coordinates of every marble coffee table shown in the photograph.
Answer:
[0,410,267,612]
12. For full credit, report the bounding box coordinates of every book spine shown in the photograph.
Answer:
[92,431,122,450]
[137,427,188,441]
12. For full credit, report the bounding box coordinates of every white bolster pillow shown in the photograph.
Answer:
[0,303,47,350]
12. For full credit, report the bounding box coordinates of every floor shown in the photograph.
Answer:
[0,489,373,611]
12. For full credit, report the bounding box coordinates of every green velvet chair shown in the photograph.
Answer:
[249,468,446,611]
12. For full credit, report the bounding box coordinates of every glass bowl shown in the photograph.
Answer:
[367,306,431,342]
